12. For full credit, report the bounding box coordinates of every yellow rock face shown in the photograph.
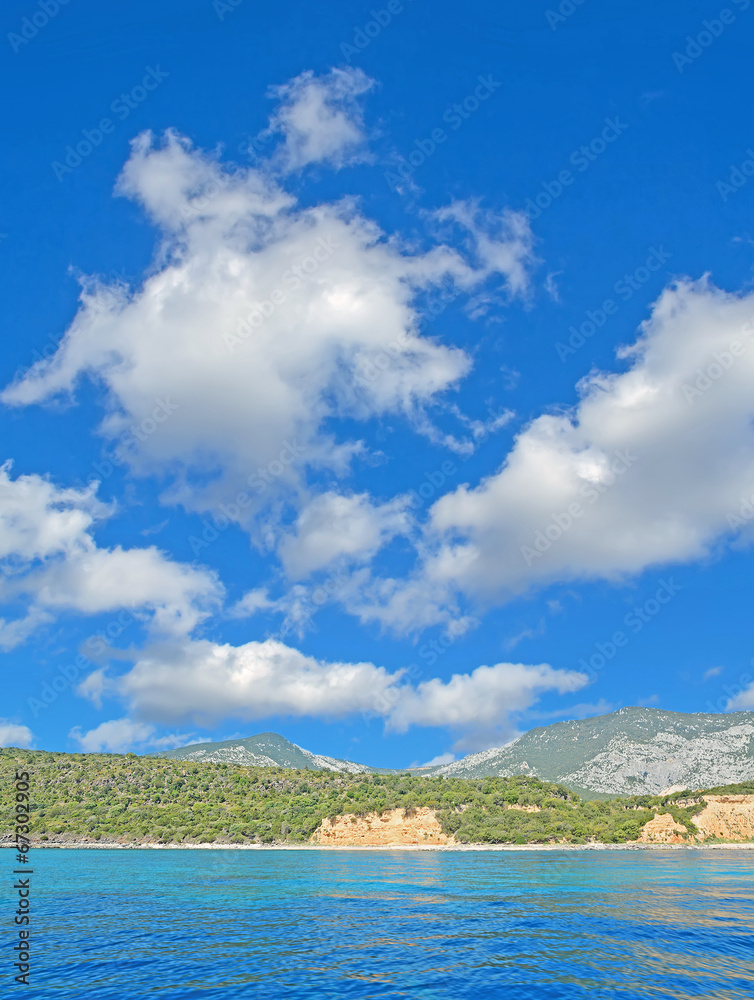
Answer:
[693,795,754,841]
[637,795,754,844]
[310,807,452,847]
[638,812,688,844]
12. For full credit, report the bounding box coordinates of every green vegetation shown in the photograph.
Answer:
[0,749,736,846]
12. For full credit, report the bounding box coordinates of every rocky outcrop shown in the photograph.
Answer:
[693,795,754,841]
[636,794,754,844]
[638,812,688,844]
[311,808,451,846]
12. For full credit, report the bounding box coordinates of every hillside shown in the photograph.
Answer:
[151,708,754,797]
[155,732,374,774]
[427,707,754,796]
[3,748,754,847]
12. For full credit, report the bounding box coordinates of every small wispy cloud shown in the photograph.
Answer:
[504,619,545,651]
[703,666,724,681]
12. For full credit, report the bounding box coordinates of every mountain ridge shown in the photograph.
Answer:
[154,731,378,774]
[152,707,754,796]
[425,707,754,795]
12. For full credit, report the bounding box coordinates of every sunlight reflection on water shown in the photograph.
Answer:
[27,848,754,999]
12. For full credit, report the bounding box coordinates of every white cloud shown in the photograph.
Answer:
[278,491,412,579]
[227,587,274,618]
[85,637,405,726]
[2,119,534,545]
[704,666,724,680]
[725,684,754,711]
[418,752,456,767]
[0,459,107,562]
[342,570,461,636]
[385,662,588,750]
[268,67,374,171]
[0,609,53,652]
[0,462,221,647]
[27,545,220,636]
[358,278,754,629]
[69,717,191,753]
[435,201,536,300]
[79,636,587,751]
[504,620,545,651]
[0,720,34,748]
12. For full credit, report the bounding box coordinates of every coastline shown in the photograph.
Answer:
[4,840,754,852]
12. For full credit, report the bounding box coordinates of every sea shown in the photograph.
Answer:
[13,848,754,998]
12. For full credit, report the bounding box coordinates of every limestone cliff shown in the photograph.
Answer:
[311,808,452,846]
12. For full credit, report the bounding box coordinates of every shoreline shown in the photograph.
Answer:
[4,841,754,852]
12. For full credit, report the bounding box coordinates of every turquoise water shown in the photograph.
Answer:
[17,848,754,998]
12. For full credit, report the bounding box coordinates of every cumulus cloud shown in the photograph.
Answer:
[85,637,404,726]
[0,462,221,647]
[0,459,108,562]
[357,278,754,629]
[0,720,34,748]
[268,67,374,171]
[77,635,587,751]
[278,491,412,579]
[2,121,535,544]
[418,752,456,767]
[725,684,754,711]
[385,662,588,750]
[69,717,191,753]
[226,587,274,618]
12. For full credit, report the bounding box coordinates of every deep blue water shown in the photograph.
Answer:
[9,848,754,999]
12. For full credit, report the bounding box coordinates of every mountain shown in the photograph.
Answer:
[427,707,754,796]
[155,731,376,774]
[153,708,754,797]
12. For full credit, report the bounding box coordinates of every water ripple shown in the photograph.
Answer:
[20,849,754,999]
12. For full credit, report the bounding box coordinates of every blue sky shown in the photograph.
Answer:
[2,0,754,767]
